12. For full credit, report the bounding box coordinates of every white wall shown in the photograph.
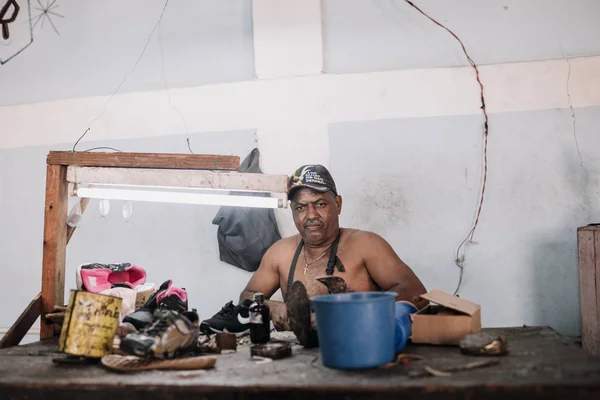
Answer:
[323,0,600,72]
[0,0,255,105]
[1,0,600,338]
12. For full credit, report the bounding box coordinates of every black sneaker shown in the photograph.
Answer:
[123,280,188,330]
[200,300,253,336]
[120,308,200,359]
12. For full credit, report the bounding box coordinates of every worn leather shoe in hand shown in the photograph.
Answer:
[286,281,319,348]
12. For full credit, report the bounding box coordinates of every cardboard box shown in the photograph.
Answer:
[410,289,481,345]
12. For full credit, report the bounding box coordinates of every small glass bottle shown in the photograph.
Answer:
[249,292,270,344]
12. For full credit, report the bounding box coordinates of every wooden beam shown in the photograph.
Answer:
[47,151,240,171]
[577,225,600,356]
[597,231,600,355]
[0,293,41,348]
[66,166,289,193]
[66,198,90,244]
[40,165,68,340]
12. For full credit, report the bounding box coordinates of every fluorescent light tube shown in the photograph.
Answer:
[75,187,281,209]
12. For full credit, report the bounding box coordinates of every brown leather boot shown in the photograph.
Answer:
[285,281,319,348]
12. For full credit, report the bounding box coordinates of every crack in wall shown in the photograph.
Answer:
[564,54,592,222]
[565,57,584,168]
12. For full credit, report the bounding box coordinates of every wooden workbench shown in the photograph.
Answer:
[1,327,599,400]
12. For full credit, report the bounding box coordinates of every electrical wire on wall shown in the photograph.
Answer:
[158,9,194,154]
[404,0,490,295]
[71,0,170,152]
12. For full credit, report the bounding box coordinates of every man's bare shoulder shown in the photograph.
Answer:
[343,228,385,245]
[342,229,398,257]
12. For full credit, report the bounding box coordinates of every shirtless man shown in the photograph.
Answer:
[239,164,427,332]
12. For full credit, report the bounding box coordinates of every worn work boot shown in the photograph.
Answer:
[120,308,200,359]
[286,281,319,348]
[316,276,348,294]
[123,280,188,331]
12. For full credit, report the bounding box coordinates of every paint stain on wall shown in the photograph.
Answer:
[350,176,408,233]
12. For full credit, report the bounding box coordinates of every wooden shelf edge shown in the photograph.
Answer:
[47,151,240,171]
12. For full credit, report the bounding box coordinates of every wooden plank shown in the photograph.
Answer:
[578,226,599,356]
[40,165,68,340]
[0,293,41,348]
[47,151,240,171]
[596,231,600,356]
[0,328,40,334]
[66,166,288,193]
[66,198,90,244]
[2,327,600,400]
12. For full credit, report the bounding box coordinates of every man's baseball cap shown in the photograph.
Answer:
[287,165,338,197]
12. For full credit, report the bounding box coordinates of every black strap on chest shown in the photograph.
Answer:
[286,230,344,296]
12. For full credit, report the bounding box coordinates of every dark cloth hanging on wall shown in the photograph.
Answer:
[211,148,282,272]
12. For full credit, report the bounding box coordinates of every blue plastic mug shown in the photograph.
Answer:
[394,300,418,353]
[311,292,417,369]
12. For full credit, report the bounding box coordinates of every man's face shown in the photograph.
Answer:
[290,188,342,246]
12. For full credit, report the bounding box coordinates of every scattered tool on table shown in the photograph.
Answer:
[409,359,500,378]
[250,341,292,360]
[459,331,508,356]
[216,332,237,351]
[380,353,424,369]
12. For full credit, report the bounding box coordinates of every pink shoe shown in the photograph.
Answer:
[77,263,146,293]
[157,283,188,312]
[122,280,188,331]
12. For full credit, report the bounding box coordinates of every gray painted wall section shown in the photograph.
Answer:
[329,106,600,335]
[323,0,600,73]
[0,130,258,338]
[0,0,255,105]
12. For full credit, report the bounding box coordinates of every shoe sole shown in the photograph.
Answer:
[207,327,249,337]
[286,281,319,348]
[102,354,216,372]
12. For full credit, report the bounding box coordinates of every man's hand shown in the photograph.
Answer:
[269,302,290,331]
[241,292,290,331]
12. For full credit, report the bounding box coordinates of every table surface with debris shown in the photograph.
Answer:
[1,326,599,400]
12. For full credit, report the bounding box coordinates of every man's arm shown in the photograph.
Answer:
[239,243,290,330]
[359,231,428,309]
[239,245,280,302]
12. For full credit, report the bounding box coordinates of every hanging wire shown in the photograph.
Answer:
[403,0,490,295]
[186,138,194,154]
[82,147,122,152]
[71,0,170,152]
[157,11,193,153]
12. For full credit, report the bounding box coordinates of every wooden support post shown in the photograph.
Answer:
[577,225,600,356]
[40,165,68,340]
[0,293,41,348]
